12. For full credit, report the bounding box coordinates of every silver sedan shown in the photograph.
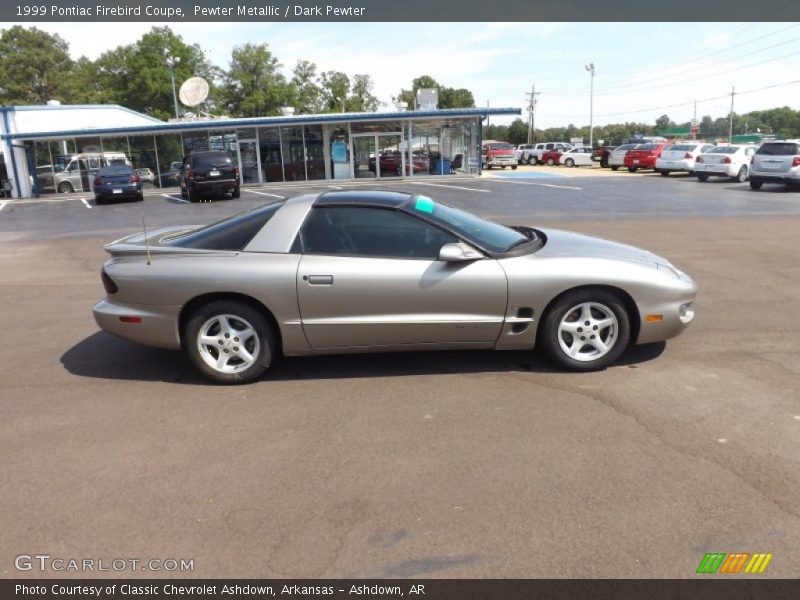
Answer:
[94,191,697,384]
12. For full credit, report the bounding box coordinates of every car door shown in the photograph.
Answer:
[295,205,508,349]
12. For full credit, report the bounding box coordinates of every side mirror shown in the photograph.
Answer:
[439,242,483,262]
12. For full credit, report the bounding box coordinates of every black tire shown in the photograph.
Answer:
[527,157,537,165]
[546,157,555,166]
[58,181,74,193]
[511,165,517,170]
[501,165,507,170]
[485,164,492,170]
[660,170,669,176]
[232,187,240,199]
[628,167,637,173]
[95,196,104,206]
[136,192,144,202]
[736,166,748,183]
[185,300,276,385]
[697,173,709,182]
[611,166,619,171]
[187,187,198,203]
[749,179,763,190]
[565,158,575,167]
[539,288,631,372]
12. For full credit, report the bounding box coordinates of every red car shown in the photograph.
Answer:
[540,149,563,166]
[623,143,670,172]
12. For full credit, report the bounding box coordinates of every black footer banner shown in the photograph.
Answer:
[4,579,800,600]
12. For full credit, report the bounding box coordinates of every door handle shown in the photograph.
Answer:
[305,275,334,285]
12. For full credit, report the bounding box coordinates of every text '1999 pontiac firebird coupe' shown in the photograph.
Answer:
[94,191,697,384]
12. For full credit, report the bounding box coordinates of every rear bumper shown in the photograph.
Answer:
[625,158,657,169]
[656,158,694,171]
[95,184,141,199]
[749,168,800,183]
[696,163,738,177]
[189,179,239,194]
[93,298,182,350]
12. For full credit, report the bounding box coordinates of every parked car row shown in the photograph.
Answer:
[519,138,800,190]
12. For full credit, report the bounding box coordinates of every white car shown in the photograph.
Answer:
[694,145,757,183]
[560,147,594,167]
[655,142,714,176]
[748,140,800,190]
[516,144,535,162]
[608,144,640,171]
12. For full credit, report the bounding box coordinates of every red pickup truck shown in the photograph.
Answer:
[482,141,518,170]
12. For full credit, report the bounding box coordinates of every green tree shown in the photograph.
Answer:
[396,75,475,109]
[655,114,673,131]
[0,26,75,104]
[506,118,529,145]
[222,42,289,118]
[291,60,320,114]
[346,74,379,112]
[320,70,350,113]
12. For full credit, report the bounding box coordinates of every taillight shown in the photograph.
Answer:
[792,156,800,167]
[750,157,755,165]
[101,268,118,294]
[234,166,240,177]
[93,176,102,186]
[119,316,141,324]
[129,174,140,183]
[684,152,693,159]
[696,157,704,163]
[721,157,732,164]
[187,169,195,179]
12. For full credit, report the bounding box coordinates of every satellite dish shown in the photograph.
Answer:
[179,77,209,107]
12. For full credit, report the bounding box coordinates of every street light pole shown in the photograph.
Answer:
[585,63,595,148]
[165,50,181,120]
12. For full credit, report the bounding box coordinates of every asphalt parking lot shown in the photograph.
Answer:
[1,168,799,578]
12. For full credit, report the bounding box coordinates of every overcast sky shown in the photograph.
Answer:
[7,21,800,127]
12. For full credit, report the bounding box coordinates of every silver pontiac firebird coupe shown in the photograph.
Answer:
[94,190,696,384]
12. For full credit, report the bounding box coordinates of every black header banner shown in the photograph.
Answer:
[5,0,800,22]
[4,579,800,600]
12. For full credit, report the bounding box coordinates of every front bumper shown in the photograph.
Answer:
[93,298,182,350]
[486,157,518,166]
[635,279,697,345]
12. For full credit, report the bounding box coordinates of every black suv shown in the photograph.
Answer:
[179,151,240,202]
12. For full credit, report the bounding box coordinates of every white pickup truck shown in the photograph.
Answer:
[523,142,574,165]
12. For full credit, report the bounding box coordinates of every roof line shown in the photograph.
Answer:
[3,106,522,141]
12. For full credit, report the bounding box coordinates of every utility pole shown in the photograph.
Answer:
[524,84,542,144]
[693,99,697,140]
[585,63,596,148]
[728,86,736,142]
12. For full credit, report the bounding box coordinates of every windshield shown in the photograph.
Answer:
[669,144,697,151]
[487,143,513,150]
[405,195,532,254]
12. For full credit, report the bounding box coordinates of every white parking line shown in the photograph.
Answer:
[488,179,584,191]
[162,193,190,204]
[248,190,285,198]
[80,198,92,209]
[328,185,343,189]
[0,201,6,213]
[407,181,491,193]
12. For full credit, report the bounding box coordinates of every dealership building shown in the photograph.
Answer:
[0,103,520,199]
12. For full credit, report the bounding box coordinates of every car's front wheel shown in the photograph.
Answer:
[628,166,637,173]
[185,300,276,384]
[539,289,631,372]
[546,158,555,166]
[58,182,74,193]
[565,158,575,167]
[660,170,669,176]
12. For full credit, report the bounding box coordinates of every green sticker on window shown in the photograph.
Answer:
[415,196,435,213]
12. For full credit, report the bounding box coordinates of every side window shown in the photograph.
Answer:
[298,207,457,259]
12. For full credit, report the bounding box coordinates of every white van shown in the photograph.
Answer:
[53,152,130,193]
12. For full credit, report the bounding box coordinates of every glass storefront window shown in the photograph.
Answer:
[208,130,237,158]
[281,126,306,182]
[350,121,401,134]
[258,127,283,183]
[129,135,159,189]
[77,137,102,154]
[183,132,209,154]
[304,125,324,181]
[155,133,184,189]
[409,121,441,176]
[33,141,55,194]
[328,126,350,181]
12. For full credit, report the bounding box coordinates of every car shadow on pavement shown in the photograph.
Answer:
[61,332,666,385]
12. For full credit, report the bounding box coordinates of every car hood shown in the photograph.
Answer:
[534,228,670,267]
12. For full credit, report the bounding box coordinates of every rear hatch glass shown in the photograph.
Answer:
[194,153,235,170]
[756,143,799,156]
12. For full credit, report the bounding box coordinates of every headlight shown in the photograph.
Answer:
[679,302,695,323]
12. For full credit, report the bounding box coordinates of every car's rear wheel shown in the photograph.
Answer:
[187,187,198,203]
[136,192,144,202]
[527,157,536,165]
[565,158,575,167]
[546,157,555,166]
[611,166,619,171]
[185,300,275,384]
[58,182,74,193]
[539,289,631,372]
[750,179,763,190]
[697,173,709,182]
[628,167,637,173]
[232,187,240,199]
[511,165,517,170]
[736,165,748,183]
[660,170,669,176]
